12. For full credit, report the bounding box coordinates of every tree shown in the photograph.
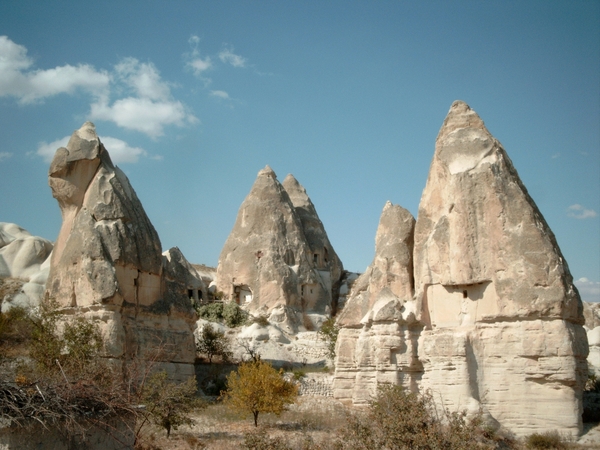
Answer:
[318,316,340,360]
[139,371,201,438]
[196,323,232,363]
[221,359,298,427]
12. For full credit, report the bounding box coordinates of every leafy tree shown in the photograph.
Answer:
[318,317,339,360]
[196,301,248,327]
[139,371,201,438]
[196,323,232,363]
[221,359,298,427]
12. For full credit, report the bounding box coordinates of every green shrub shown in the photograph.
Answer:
[196,323,232,363]
[196,302,224,322]
[196,301,248,327]
[318,317,339,360]
[585,374,600,393]
[525,430,568,449]
[223,301,248,327]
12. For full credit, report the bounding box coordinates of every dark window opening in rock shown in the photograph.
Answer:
[256,250,263,260]
[198,290,202,300]
[313,253,319,264]
[284,249,295,265]
[301,285,304,296]
[188,289,193,298]
[463,290,468,299]
[324,247,329,263]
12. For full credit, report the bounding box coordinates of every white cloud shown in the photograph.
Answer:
[36,136,70,162]
[0,151,13,162]
[100,137,146,164]
[575,278,600,303]
[186,35,213,77]
[567,204,598,220]
[0,36,109,104]
[210,90,230,99]
[551,153,560,159]
[89,58,198,138]
[218,46,247,68]
[37,135,145,164]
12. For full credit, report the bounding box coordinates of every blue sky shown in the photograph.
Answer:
[0,1,598,301]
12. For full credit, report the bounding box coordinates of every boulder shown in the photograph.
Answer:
[584,302,600,376]
[44,122,197,381]
[216,166,342,331]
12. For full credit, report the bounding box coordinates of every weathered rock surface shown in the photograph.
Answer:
[45,122,197,381]
[333,202,420,404]
[333,101,588,438]
[216,166,343,332]
[0,223,53,311]
[584,302,600,376]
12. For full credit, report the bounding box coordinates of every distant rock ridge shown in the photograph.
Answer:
[216,165,343,332]
[332,101,588,438]
[45,122,199,381]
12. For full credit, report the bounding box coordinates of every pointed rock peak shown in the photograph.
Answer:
[435,101,497,175]
[437,100,488,143]
[258,165,277,179]
[75,121,98,142]
[282,173,308,198]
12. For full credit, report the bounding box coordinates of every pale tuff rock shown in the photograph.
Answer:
[333,101,588,438]
[584,302,600,376]
[216,166,343,331]
[45,123,197,381]
[0,223,53,312]
[333,202,419,404]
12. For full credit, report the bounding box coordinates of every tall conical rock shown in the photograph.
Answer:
[414,101,587,436]
[216,166,342,330]
[332,101,588,438]
[46,122,197,381]
[333,201,420,404]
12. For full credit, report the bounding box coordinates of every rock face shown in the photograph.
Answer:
[216,166,343,331]
[45,122,197,381]
[584,302,600,376]
[333,101,588,438]
[333,202,421,404]
[0,223,53,312]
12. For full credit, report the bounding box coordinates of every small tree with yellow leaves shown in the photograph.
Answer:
[221,359,298,427]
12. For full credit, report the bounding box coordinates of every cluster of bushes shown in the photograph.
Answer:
[196,301,248,327]
[0,299,203,445]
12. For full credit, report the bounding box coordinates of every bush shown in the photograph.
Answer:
[334,384,496,450]
[138,371,202,438]
[221,359,298,427]
[196,301,248,327]
[223,301,248,327]
[252,315,270,327]
[196,323,232,363]
[525,431,568,449]
[318,317,339,360]
[243,429,292,450]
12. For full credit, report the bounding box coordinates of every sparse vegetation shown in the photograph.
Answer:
[318,317,339,360]
[221,359,298,427]
[138,371,203,438]
[196,301,249,327]
[196,323,232,363]
[525,430,569,449]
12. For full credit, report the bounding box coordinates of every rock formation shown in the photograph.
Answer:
[333,202,421,403]
[45,122,197,381]
[0,223,53,312]
[584,302,600,376]
[333,101,588,438]
[216,166,343,331]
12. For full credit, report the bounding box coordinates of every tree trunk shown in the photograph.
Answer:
[253,410,259,427]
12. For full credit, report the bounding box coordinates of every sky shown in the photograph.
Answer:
[0,1,598,302]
